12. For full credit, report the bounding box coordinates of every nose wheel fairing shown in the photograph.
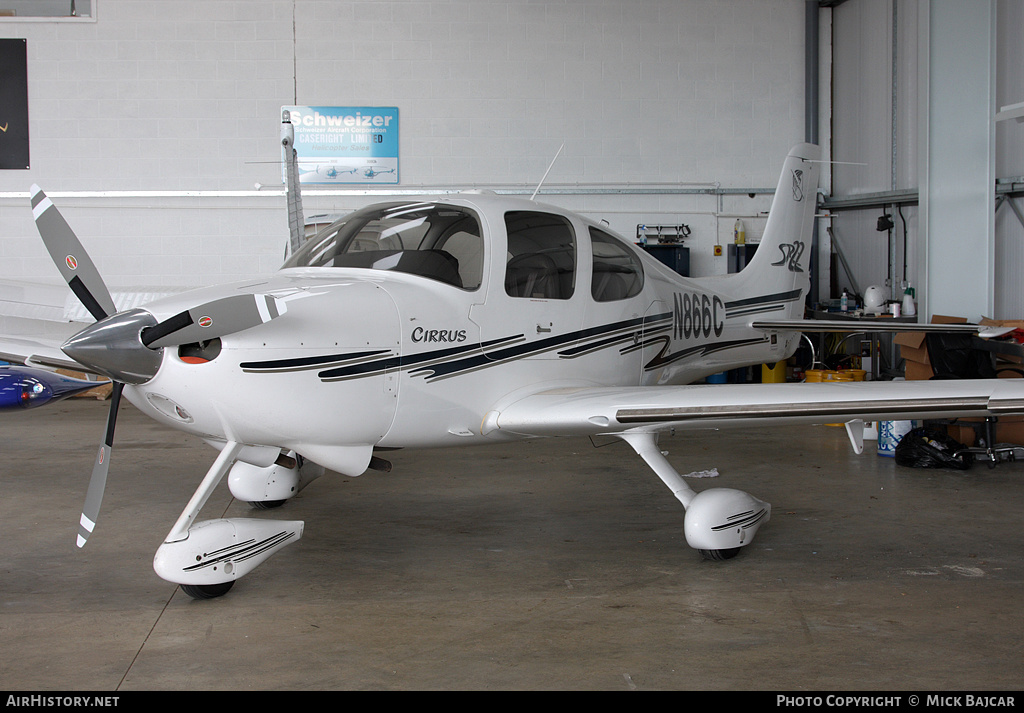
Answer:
[154,517,304,588]
[153,441,305,596]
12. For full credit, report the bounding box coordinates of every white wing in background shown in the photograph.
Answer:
[484,379,1024,439]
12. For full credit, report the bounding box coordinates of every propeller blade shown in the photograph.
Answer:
[141,293,287,348]
[30,185,117,322]
[77,382,123,548]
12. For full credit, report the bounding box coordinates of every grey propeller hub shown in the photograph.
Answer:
[62,308,163,384]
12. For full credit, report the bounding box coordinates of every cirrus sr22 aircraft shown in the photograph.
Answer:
[15,143,1024,599]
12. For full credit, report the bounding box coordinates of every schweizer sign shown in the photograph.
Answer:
[282,106,399,184]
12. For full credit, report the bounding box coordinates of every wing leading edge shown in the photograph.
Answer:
[484,379,1024,438]
[0,335,92,374]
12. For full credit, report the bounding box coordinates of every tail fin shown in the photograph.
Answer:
[730,143,820,317]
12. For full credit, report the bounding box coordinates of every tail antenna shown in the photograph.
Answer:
[531,143,564,201]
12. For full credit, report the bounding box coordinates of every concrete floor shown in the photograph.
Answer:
[2,398,1023,691]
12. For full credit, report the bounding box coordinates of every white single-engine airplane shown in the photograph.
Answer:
[15,143,1024,599]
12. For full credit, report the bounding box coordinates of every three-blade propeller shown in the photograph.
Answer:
[30,186,285,547]
[31,186,117,322]
[141,293,287,349]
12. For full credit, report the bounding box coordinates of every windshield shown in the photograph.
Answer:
[283,202,484,290]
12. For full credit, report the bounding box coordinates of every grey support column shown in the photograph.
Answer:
[917,0,996,321]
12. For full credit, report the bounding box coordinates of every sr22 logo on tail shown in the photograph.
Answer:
[773,240,805,273]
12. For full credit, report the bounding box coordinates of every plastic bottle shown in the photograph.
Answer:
[841,289,849,312]
[902,285,916,316]
[733,218,745,245]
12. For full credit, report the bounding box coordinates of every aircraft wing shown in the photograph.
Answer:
[0,334,92,374]
[752,319,1015,339]
[484,379,1024,439]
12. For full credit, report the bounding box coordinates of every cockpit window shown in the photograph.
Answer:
[283,202,484,290]
[504,211,576,299]
[590,227,644,301]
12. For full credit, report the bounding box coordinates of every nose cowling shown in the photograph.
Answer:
[61,308,163,384]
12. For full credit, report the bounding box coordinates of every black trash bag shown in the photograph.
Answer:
[895,427,974,470]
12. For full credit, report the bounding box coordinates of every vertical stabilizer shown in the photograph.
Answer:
[730,143,820,317]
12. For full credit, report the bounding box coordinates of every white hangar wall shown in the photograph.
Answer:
[829,0,920,310]
[829,0,1024,321]
[0,0,816,295]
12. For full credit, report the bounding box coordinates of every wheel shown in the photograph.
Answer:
[249,499,286,510]
[180,581,235,600]
[699,547,740,561]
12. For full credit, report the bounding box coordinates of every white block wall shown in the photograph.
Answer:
[830,0,915,305]
[0,0,811,296]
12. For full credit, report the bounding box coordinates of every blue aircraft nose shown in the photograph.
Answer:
[0,365,99,410]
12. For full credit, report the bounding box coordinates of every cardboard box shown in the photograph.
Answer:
[897,342,930,366]
[897,315,971,380]
[998,420,1024,445]
[903,315,1024,446]
[945,418,1024,448]
[904,360,935,381]
[896,329,932,380]
[980,317,1024,331]
[895,331,926,351]
[946,424,977,447]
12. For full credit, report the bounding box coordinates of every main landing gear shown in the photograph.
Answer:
[619,432,770,560]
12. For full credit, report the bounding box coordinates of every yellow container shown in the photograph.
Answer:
[806,368,866,383]
[762,362,786,383]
